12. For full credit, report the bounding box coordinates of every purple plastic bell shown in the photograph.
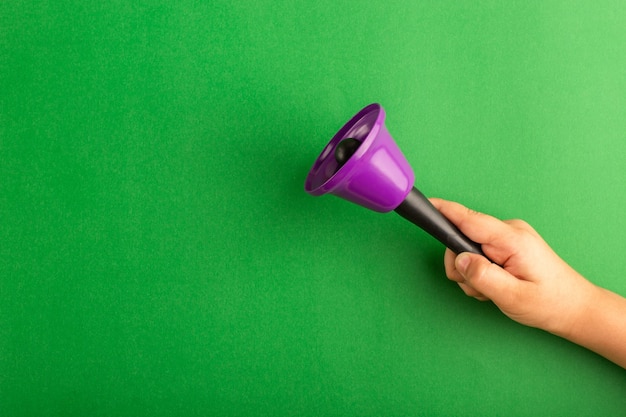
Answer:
[305,103,414,212]
[305,103,488,259]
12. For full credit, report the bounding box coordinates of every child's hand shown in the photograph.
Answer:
[430,198,626,368]
[430,199,594,334]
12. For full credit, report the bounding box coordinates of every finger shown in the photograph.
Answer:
[444,249,464,283]
[429,198,514,245]
[456,253,523,308]
[458,281,488,300]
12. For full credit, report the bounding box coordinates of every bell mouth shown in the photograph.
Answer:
[305,103,383,195]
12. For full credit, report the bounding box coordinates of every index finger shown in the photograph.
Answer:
[429,198,513,245]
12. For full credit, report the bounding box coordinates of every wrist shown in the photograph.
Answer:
[547,273,600,341]
[558,285,626,368]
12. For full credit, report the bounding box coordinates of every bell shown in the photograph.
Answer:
[305,103,487,258]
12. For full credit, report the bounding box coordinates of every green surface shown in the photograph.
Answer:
[2,1,626,415]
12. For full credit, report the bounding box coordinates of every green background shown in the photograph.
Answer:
[2,0,626,415]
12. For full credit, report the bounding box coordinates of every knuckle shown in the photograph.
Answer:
[507,219,537,234]
[505,219,542,243]
[506,218,528,228]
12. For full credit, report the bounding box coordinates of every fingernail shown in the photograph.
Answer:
[456,253,471,274]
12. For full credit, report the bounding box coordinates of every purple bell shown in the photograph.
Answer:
[305,103,489,259]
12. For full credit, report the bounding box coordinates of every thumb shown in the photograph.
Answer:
[455,252,520,305]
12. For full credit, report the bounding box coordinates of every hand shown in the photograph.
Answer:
[429,198,595,337]
[429,198,626,368]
